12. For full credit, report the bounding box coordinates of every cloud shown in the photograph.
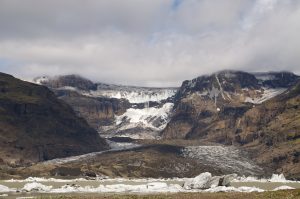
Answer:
[0,0,299,87]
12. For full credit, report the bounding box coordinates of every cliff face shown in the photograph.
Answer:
[56,90,130,130]
[0,73,108,166]
[161,70,300,179]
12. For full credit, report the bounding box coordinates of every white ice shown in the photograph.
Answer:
[115,103,174,132]
[84,88,177,104]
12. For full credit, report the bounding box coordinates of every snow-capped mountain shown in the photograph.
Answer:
[33,75,178,139]
[34,71,299,141]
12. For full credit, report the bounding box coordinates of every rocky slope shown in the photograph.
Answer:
[34,75,177,139]
[161,70,300,179]
[0,73,108,166]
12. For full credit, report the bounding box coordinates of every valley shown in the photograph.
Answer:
[0,70,300,196]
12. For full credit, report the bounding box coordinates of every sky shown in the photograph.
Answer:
[0,0,300,87]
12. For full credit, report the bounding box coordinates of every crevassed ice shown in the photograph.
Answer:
[181,146,263,175]
[115,103,174,131]
[84,89,177,103]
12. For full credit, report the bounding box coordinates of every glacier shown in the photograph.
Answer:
[83,84,177,103]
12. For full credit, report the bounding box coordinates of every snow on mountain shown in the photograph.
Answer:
[83,84,177,103]
[254,73,276,81]
[78,83,177,139]
[32,75,178,139]
[115,103,174,131]
[244,87,286,104]
[83,85,177,139]
[100,103,174,139]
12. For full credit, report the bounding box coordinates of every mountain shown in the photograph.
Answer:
[0,73,108,166]
[161,70,300,179]
[32,71,300,179]
[34,75,178,139]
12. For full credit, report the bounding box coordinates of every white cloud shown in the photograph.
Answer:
[0,0,299,87]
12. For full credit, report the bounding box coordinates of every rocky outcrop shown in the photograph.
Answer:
[0,73,108,165]
[162,70,300,179]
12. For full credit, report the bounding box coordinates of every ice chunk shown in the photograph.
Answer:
[21,182,52,192]
[237,186,264,192]
[273,186,295,191]
[0,185,11,193]
[269,174,286,182]
[221,174,238,186]
[183,172,212,189]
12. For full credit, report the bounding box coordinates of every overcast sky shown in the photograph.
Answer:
[0,0,299,87]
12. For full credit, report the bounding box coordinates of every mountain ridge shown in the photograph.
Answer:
[0,72,109,167]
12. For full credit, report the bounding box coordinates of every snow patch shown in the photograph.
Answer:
[245,88,286,104]
[33,76,49,84]
[107,140,141,150]
[57,86,78,91]
[254,74,275,81]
